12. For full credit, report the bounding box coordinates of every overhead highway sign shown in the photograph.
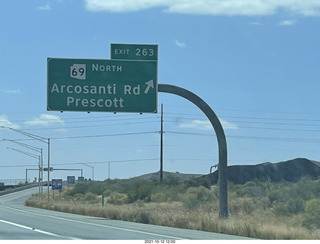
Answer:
[47,58,157,113]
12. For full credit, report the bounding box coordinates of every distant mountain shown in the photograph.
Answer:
[132,158,320,186]
[196,158,320,185]
[132,171,202,182]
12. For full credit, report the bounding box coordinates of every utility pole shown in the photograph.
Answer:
[160,104,163,182]
[108,162,110,179]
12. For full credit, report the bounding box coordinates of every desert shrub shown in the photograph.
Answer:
[67,183,88,195]
[240,181,266,198]
[102,189,112,197]
[267,190,282,204]
[151,192,167,202]
[87,182,105,195]
[107,192,128,204]
[162,184,186,201]
[297,178,320,199]
[302,199,320,229]
[182,186,216,210]
[138,211,150,224]
[268,178,320,205]
[274,197,305,216]
[183,193,200,210]
[163,175,180,186]
[185,186,207,200]
[229,197,255,215]
[126,180,154,203]
[84,192,99,203]
[73,193,84,202]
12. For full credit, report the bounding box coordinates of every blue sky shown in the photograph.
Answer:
[1,0,320,182]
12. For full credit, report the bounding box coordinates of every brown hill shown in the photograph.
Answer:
[132,171,202,182]
[197,158,320,186]
[132,158,320,186]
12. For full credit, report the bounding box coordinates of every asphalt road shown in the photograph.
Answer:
[0,187,252,240]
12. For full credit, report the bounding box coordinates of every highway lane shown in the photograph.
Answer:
[0,187,252,240]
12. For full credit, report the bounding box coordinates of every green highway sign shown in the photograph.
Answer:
[47,58,157,113]
[111,43,158,61]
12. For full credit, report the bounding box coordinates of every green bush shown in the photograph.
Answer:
[162,184,186,201]
[163,175,180,186]
[138,211,150,224]
[183,193,200,210]
[102,189,112,197]
[229,197,255,215]
[303,199,320,229]
[151,192,167,202]
[126,180,154,203]
[84,192,98,202]
[181,186,216,210]
[68,183,88,195]
[274,197,305,216]
[87,182,105,195]
[240,181,265,198]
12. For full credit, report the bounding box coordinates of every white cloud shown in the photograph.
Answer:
[220,119,238,130]
[174,40,186,48]
[179,119,238,131]
[36,3,52,11]
[278,19,296,26]
[0,115,20,129]
[250,21,262,26]
[85,0,166,12]
[1,89,21,94]
[84,0,320,16]
[25,114,64,127]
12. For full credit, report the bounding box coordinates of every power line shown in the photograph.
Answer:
[165,131,320,144]
[51,158,159,166]
[50,131,158,140]
[26,120,160,131]
[0,158,160,168]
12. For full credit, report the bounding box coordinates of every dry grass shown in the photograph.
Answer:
[26,191,320,240]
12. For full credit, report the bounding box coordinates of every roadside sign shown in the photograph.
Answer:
[52,179,62,190]
[111,43,158,61]
[47,58,157,113]
[67,176,75,185]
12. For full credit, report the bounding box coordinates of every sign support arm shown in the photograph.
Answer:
[158,83,228,219]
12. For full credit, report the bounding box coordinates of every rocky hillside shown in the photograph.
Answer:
[133,171,202,182]
[133,158,320,186]
[199,158,320,185]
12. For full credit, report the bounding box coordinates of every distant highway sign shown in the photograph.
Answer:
[52,179,62,190]
[67,176,75,185]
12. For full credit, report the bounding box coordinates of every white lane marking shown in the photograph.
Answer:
[0,219,70,238]
[2,205,185,240]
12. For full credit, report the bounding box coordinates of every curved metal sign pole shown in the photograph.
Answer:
[158,84,228,218]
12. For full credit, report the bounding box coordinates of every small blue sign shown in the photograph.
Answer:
[67,176,75,185]
[52,179,63,190]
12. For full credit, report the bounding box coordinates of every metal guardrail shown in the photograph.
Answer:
[0,179,27,186]
[0,183,38,196]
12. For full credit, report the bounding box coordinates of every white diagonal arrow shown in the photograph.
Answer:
[144,80,154,94]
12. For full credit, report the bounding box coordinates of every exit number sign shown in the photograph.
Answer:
[111,44,158,61]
